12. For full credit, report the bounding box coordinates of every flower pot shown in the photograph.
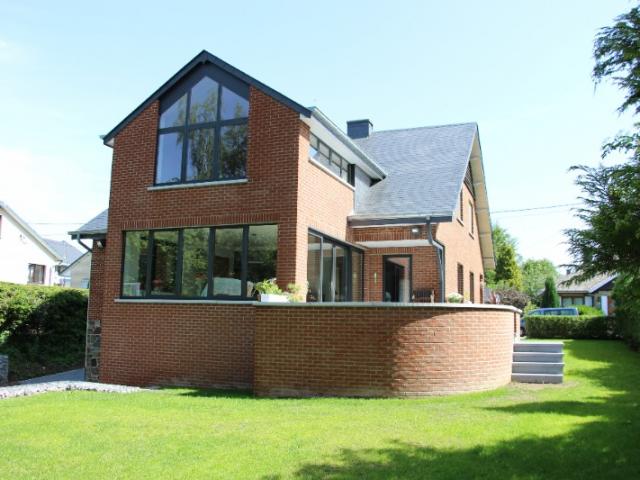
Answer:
[260,293,289,303]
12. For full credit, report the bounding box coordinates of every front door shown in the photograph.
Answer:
[383,255,412,302]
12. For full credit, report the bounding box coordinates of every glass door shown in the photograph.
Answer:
[383,256,412,302]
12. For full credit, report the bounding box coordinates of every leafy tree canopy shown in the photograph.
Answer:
[521,259,559,299]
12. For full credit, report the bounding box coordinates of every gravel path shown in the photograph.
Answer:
[0,381,145,400]
[20,368,85,384]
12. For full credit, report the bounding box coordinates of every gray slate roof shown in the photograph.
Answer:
[69,209,108,237]
[557,272,617,294]
[44,240,83,266]
[352,123,478,219]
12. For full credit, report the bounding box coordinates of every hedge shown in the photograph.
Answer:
[0,282,88,381]
[525,315,620,340]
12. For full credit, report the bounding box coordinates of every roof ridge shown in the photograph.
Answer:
[370,122,477,135]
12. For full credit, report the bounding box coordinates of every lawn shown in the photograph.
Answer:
[1,340,639,479]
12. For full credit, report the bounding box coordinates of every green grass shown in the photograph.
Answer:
[1,340,639,479]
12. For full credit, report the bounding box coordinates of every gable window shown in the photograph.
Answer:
[156,74,249,186]
[469,201,475,235]
[309,133,355,185]
[122,224,276,299]
[28,264,46,284]
[459,191,464,222]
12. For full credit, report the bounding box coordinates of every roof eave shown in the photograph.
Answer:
[348,213,453,227]
[309,108,387,179]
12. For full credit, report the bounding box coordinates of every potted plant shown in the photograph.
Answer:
[254,279,289,303]
[446,292,464,303]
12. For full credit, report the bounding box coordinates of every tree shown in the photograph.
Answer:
[487,224,523,290]
[521,259,558,299]
[540,277,560,308]
[565,4,640,282]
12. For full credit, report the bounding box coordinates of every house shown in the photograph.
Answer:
[44,239,83,286]
[557,272,617,315]
[60,251,92,289]
[71,50,509,395]
[0,201,80,286]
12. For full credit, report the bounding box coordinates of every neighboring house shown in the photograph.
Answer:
[0,201,80,286]
[60,251,92,288]
[71,51,496,386]
[44,239,83,286]
[557,272,617,315]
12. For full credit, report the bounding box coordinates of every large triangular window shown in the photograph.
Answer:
[155,72,249,185]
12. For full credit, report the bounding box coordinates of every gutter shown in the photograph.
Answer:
[427,219,445,302]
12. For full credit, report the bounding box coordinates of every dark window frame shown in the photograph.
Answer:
[154,68,249,187]
[28,263,46,284]
[307,229,364,302]
[309,133,355,186]
[120,223,277,301]
[457,263,464,296]
[470,272,475,303]
[382,254,413,303]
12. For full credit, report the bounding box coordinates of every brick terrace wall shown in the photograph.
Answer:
[100,302,255,388]
[254,304,518,397]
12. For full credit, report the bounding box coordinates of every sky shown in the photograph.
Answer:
[0,1,636,267]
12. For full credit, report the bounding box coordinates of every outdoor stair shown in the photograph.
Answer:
[511,342,564,384]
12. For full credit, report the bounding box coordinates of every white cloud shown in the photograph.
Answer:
[0,38,25,64]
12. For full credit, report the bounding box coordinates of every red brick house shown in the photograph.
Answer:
[71,51,507,395]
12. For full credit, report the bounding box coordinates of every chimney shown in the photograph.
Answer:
[347,119,373,139]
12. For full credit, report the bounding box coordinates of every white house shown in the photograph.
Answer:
[557,272,617,315]
[0,201,82,286]
[60,251,92,289]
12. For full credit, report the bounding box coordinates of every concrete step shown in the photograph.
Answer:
[513,352,563,363]
[514,342,563,353]
[512,373,563,384]
[512,362,564,374]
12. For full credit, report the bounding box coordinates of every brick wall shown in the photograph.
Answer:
[100,303,255,388]
[254,304,518,397]
[351,225,442,302]
[96,86,307,384]
[435,183,485,301]
[294,125,355,291]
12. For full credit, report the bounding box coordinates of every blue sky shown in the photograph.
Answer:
[0,1,634,266]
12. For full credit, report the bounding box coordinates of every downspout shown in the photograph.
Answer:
[73,234,93,253]
[427,220,445,302]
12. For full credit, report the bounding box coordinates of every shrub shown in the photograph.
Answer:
[446,292,463,303]
[540,277,560,308]
[613,274,640,349]
[525,314,620,339]
[0,282,88,380]
[576,304,603,316]
[494,288,530,311]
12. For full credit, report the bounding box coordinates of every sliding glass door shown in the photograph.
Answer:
[307,231,363,302]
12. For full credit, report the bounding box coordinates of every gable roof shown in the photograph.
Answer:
[69,209,108,239]
[102,50,311,146]
[60,250,91,275]
[351,123,478,220]
[0,201,62,262]
[44,239,83,266]
[557,272,618,294]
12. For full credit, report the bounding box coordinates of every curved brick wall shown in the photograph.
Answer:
[254,304,519,397]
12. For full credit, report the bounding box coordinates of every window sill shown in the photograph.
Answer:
[148,178,248,191]
[469,232,475,240]
[308,158,355,191]
[457,218,464,226]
